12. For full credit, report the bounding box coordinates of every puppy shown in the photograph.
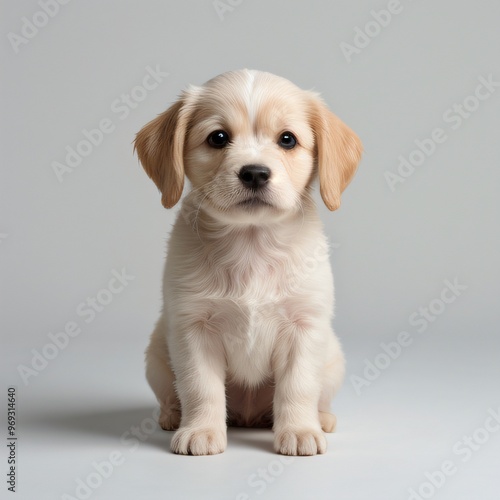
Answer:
[135,69,362,456]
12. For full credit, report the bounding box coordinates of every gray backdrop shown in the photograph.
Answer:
[1,1,499,499]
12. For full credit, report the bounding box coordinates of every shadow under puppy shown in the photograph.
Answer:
[135,69,362,456]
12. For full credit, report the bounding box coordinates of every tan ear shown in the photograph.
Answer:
[134,96,190,208]
[309,96,362,211]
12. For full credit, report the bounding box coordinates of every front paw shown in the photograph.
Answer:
[274,428,327,456]
[171,427,227,455]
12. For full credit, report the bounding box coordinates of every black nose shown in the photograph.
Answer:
[238,165,271,189]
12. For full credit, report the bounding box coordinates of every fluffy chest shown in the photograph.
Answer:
[221,300,278,386]
[189,226,298,300]
[167,220,331,385]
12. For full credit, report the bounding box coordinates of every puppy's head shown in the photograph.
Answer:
[135,70,362,222]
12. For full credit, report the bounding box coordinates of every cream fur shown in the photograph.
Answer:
[136,69,362,456]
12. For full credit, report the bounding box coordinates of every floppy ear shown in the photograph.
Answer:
[309,95,362,211]
[134,93,192,208]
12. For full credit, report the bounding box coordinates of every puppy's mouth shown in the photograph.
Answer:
[236,196,273,209]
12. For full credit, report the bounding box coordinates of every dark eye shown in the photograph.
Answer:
[278,131,297,150]
[207,130,230,149]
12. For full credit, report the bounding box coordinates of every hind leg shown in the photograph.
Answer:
[319,411,337,433]
[145,317,180,430]
[318,333,345,433]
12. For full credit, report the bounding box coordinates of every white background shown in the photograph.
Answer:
[1,1,499,499]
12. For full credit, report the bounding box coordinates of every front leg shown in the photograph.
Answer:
[169,322,227,455]
[272,322,328,456]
